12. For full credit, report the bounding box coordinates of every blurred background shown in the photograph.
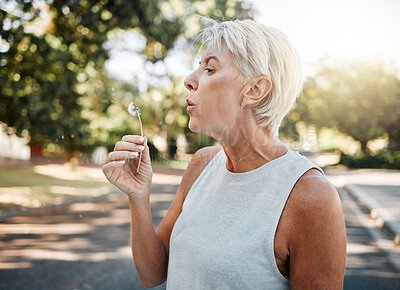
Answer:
[1,0,399,169]
[0,0,399,289]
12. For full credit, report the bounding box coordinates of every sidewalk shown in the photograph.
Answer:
[0,171,182,290]
[0,160,184,221]
[325,167,400,244]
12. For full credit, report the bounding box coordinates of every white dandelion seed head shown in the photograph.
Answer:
[127,102,140,116]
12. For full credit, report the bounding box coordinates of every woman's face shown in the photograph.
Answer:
[184,39,246,139]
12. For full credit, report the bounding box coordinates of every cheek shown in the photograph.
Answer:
[205,74,239,100]
[213,78,242,108]
[207,75,222,89]
[208,73,233,90]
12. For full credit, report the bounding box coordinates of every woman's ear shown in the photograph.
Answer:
[241,76,272,107]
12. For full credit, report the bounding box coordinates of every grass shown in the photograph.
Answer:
[0,164,115,213]
[0,159,188,215]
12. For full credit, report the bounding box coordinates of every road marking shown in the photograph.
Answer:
[339,188,400,273]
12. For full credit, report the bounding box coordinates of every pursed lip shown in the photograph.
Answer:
[186,98,195,106]
[186,98,196,112]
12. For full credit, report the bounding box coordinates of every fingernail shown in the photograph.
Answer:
[116,160,126,165]
[138,136,144,142]
[137,145,145,151]
[130,152,139,157]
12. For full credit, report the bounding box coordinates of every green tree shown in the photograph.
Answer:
[377,75,400,151]
[0,0,254,161]
[294,57,400,152]
[279,111,300,142]
[0,0,184,160]
[102,0,255,156]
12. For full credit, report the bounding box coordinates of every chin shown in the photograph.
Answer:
[188,118,206,134]
[188,119,200,133]
[189,119,219,140]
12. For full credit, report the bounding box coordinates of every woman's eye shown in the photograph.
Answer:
[205,68,214,73]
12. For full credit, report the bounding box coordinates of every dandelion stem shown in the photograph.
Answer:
[137,113,143,173]
[127,102,143,174]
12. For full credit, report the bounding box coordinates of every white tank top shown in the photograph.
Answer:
[167,148,324,289]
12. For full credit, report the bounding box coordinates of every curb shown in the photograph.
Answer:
[344,184,400,244]
[0,191,121,221]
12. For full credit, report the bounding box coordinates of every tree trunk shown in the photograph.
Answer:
[360,140,368,152]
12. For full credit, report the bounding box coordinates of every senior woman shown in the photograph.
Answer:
[103,19,347,289]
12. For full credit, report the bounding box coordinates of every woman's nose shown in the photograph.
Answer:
[184,72,198,91]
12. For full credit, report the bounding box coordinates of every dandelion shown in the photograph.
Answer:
[127,102,143,173]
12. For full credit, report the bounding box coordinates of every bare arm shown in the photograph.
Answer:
[103,139,219,288]
[288,170,347,289]
[102,135,165,287]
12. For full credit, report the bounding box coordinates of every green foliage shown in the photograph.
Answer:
[279,111,300,141]
[0,0,254,160]
[0,0,182,156]
[317,127,359,154]
[295,57,400,151]
[339,151,400,169]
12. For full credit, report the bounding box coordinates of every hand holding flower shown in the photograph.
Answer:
[102,102,152,200]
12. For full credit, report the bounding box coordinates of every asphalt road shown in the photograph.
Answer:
[0,182,176,290]
[0,183,399,289]
[339,188,400,289]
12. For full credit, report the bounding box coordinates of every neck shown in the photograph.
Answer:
[217,121,288,173]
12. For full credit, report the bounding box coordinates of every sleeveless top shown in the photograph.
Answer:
[167,148,324,289]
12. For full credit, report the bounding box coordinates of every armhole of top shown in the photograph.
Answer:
[268,164,322,285]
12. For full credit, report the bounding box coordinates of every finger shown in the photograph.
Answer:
[114,141,146,152]
[108,151,139,162]
[102,160,126,176]
[121,135,145,145]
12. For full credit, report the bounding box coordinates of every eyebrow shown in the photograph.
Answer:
[199,55,220,65]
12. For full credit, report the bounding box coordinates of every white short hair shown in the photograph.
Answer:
[198,18,303,136]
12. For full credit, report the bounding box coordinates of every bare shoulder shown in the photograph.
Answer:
[285,168,347,289]
[291,168,340,206]
[287,168,344,235]
[190,146,221,165]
